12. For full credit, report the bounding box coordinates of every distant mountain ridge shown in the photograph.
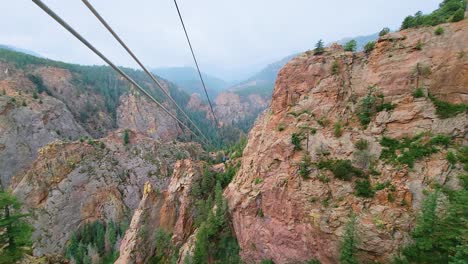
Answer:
[153,66,228,98]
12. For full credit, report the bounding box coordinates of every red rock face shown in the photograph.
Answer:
[116,159,201,264]
[226,20,468,264]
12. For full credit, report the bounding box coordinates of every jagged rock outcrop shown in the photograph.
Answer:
[117,89,181,142]
[116,159,201,263]
[225,20,467,263]
[0,70,88,186]
[11,131,202,257]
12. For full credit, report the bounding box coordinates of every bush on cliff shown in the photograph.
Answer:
[400,0,466,29]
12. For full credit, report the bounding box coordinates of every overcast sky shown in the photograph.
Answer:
[1,0,440,81]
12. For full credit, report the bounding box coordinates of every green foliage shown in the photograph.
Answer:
[189,162,242,264]
[191,182,241,264]
[291,133,302,151]
[344,40,357,52]
[339,215,359,264]
[452,7,465,21]
[261,260,275,264]
[364,41,376,54]
[355,180,375,198]
[65,220,125,264]
[314,39,325,55]
[429,94,468,119]
[357,87,393,127]
[123,129,130,145]
[396,189,468,263]
[435,26,445,35]
[317,159,364,181]
[298,153,313,179]
[380,134,452,168]
[412,87,425,98]
[0,190,33,264]
[21,100,26,107]
[331,60,340,75]
[277,123,286,131]
[457,146,468,172]
[379,27,390,36]
[400,0,466,29]
[446,151,458,166]
[32,90,38,99]
[151,229,176,264]
[333,122,343,138]
[354,139,369,151]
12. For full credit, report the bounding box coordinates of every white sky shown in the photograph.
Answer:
[1,0,440,81]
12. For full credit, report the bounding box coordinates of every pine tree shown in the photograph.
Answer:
[344,40,357,52]
[123,129,130,145]
[0,190,33,264]
[339,214,358,264]
[314,39,325,55]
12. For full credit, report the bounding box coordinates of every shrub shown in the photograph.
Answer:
[380,134,452,167]
[400,0,465,29]
[452,8,465,22]
[333,122,343,137]
[22,100,27,107]
[446,151,457,165]
[298,153,312,179]
[314,39,325,55]
[412,87,425,98]
[123,129,130,145]
[353,150,373,170]
[355,180,374,198]
[415,40,424,50]
[354,139,369,150]
[429,94,468,118]
[344,40,357,52]
[374,181,391,191]
[319,159,364,181]
[435,26,444,35]
[331,60,339,75]
[291,133,302,150]
[339,215,359,264]
[277,123,285,131]
[32,90,38,99]
[364,41,375,54]
[379,27,390,36]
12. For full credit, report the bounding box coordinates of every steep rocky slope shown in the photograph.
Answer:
[116,159,201,263]
[11,131,202,257]
[0,63,88,186]
[225,19,467,263]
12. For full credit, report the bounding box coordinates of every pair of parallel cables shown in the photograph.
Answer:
[32,0,219,146]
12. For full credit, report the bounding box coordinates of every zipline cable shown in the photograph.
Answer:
[172,0,220,129]
[81,0,210,144]
[32,0,210,146]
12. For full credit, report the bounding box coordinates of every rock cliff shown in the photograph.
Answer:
[11,131,202,257]
[225,19,467,263]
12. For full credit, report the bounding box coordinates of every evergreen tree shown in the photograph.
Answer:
[339,214,358,264]
[314,39,325,55]
[344,40,357,52]
[379,27,390,36]
[123,129,130,145]
[0,190,33,264]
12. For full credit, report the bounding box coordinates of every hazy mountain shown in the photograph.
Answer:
[0,44,43,57]
[228,53,297,98]
[153,66,228,97]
